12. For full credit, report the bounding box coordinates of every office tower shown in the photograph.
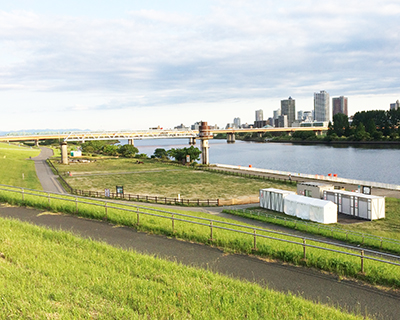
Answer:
[273,109,281,120]
[314,91,330,122]
[281,97,295,127]
[297,110,304,121]
[332,96,348,117]
[233,117,241,128]
[255,109,263,121]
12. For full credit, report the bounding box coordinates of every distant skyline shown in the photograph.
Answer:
[0,0,399,131]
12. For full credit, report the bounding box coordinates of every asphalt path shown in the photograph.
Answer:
[31,147,66,194]
[1,204,399,320]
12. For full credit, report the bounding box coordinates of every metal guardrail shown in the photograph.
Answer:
[0,184,399,273]
[224,208,400,250]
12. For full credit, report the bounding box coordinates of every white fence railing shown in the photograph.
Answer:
[214,164,400,191]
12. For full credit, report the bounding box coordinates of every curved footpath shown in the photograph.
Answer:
[31,147,66,194]
[24,147,400,319]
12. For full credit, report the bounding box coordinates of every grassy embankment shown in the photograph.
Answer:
[0,218,367,319]
[1,187,399,290]
[52,158,296,199]
[0,143,41,189]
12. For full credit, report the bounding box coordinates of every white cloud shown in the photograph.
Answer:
[0,1,399,130]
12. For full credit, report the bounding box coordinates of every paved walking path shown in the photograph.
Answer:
[31,147,66,194]
[0,204,399,320]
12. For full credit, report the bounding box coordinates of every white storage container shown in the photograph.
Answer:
[284,194,338,224]
[323,190,385,220]
[297,182,334,199]
[259,188,295,212]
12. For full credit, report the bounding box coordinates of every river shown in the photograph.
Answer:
[122,139,400,186]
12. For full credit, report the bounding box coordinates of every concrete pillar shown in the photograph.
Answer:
[61,142,69,165]
[258,132,263,138]
[201,139,209,165]
[189,137,196,145]
[128,139,134,146]
[227,133,235,143]
[35,140,40,147]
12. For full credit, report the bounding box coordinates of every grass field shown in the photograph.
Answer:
[53,158,296,199]
[0,217,369,319]
[0,143,41,189]
[1,187,399,289]
[224,196,400,255]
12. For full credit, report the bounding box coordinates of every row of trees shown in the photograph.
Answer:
[81,141,141,158]
[81,141,202,163]
[153,146,202,163]
[328,108,400,141]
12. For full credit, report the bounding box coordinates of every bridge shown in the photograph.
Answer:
[0,124,328,165]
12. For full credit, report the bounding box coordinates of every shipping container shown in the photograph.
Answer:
[284,194,337,224]
[259,188,295,212]
[323,190,385,220]
[297,182,334,199]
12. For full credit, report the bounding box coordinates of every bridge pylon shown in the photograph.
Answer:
[199,122,213,165]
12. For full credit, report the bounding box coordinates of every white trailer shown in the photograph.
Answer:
[323,190,385,220]
[297,182,334,199]
[259,188,295,212]
[284,194,338,224]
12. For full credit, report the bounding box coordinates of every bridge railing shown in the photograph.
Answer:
[0,184,399,276]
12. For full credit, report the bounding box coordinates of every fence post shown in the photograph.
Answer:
[362,234,364,244]
[137,208,140,226]
[104,202,108,221]
[303,238,306,260]
[360,250,364,273]
[380,237,383,249]
[253,229,257,250]
[21,188,24,201]
[210,221,213,241]
[172,214,175,233]
[75,197,78,213]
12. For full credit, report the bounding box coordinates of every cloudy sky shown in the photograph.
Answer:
[0,0,399,131]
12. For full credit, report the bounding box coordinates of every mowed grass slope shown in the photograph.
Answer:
[0,217,367,319]
[0,143,41,189]
[54,158,296,199]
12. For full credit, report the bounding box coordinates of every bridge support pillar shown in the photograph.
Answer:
[200,139,209,165]
[61,142,68,165]
[189,137,196,145]
[128,139,134,146]
[199,121,213,165]
[258,132,263,138]
[35,139,40,147]
[227,133,235,143]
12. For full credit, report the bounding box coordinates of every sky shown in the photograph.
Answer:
[0,0,399,132]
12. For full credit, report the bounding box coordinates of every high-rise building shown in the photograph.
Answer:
[255,109,264,121]
[314,91,330,122]
[273,109,281,120]
[332,96,348,117]
[277,115,288,128]
[297,110,304,121]
[281,97,296,127]
[233,117,241,128]
[390,100,400,110]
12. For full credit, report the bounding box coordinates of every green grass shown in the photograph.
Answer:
[0,143,41,189]
[1,187,399,290]
[223,198,400,255]
[53,158,296,199]
[0,217,369,319]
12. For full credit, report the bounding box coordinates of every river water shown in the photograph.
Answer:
[124,139,400,185]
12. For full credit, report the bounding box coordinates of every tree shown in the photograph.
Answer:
[332,113,349,137]
[153,148,169,159]
[167,146,201,163]
[101,145,119,156]
[118,145,139,158]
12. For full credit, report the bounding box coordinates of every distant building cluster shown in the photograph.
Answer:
[390,100,400,110]
[249,91,349,129]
